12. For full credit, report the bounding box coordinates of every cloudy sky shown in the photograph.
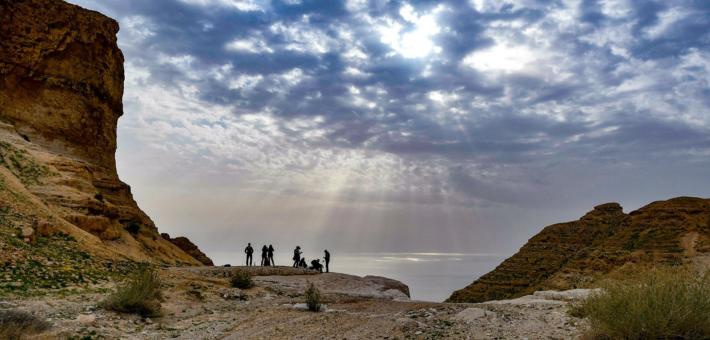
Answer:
[65,0,710,257]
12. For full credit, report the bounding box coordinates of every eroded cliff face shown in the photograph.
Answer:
[447,197,710,303]
[0,0,211,266]
[0,0,123,171]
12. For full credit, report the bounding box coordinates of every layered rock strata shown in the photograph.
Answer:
[0,0,211,265]
[447,197,710,303]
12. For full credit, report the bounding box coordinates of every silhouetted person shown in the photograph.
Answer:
[299,257,307,268]
[324,250,330,273]
[261,245,268,266]
[311,259,323,273]
[244,243,254,266]
[293,246,302,267]
[268,245,275,266]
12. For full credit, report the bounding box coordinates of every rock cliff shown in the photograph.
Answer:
[447,197,710,303]
[0,0,211,266]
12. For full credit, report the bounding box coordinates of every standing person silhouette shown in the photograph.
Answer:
[268,245,275,266]
[324,250,330,273]
[244,243,254,266]
[292,246,302,267]
[261,245,268,266]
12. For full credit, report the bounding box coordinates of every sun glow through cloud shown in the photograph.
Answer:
[379,4,442,58]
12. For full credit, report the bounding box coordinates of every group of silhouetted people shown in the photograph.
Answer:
[292,246,330,273]
[243,243,329,273]
[244,243,275,266]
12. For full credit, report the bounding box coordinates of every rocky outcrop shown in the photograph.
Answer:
[0,0,206,266]
[447,197,710,303]
[162,233,214,266]
[363,275,411,298]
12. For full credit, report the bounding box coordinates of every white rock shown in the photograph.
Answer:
[453,308,497,324]
[292,303,327,312]
[76,314,96,324]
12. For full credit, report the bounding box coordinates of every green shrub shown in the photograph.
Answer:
[94,192,104,201]
[581,265,710,340]
[229,269,255,289]
[125,221,141,234]
[99,264,164,317]
[304,282,322,312]
[0,309,51,340]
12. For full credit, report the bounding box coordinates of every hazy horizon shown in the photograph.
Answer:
[64,0,710,259]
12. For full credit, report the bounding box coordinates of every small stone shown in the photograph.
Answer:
[395,318,418,331]
[145,318,153,324]
[76,314,96,324]
[0,301,8,308]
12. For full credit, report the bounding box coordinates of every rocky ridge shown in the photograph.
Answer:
[0,0,210,268]
[448,197,710,303]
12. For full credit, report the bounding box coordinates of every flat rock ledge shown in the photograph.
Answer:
[171,266,320,278]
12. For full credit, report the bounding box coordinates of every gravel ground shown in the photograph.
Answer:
[1,267,586,340]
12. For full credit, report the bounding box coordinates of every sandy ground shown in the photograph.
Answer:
[1,266,586,339]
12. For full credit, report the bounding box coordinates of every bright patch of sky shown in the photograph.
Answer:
[379,4,443,58]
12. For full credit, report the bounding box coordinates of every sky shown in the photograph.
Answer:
[64,0,710,259]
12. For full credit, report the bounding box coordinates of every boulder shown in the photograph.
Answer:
[453,308,497,324]
[21,227,35,244]
[33,220,56,237]
[363,275,411,298]
[395,318,418,331]
[76,314,96,324]
[162,235,214,266]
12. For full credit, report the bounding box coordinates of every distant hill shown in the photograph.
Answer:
[447,197,710,303]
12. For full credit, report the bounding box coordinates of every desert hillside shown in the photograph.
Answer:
[447,197,710,303]
[0,0,212,290]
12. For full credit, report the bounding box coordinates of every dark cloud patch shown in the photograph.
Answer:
[579,0,606,26]
[630,11,710,59]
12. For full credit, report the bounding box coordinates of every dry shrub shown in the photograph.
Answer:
[582,265,710,340]
[304,281,323,312]
[229,268,255,289]
[100,264,164,317]
[0,309,51,340]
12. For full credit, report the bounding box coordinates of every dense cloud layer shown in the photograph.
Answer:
[68,0,710,254]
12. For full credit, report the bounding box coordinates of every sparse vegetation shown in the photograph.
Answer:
[125,221,141,234]
[229,269,255,289]
[304,281,322,312]
[0,141,54,185]
[0,309,51,340]
[580,265,710,340]
[100,264,165,317]
[94,192,104,201]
